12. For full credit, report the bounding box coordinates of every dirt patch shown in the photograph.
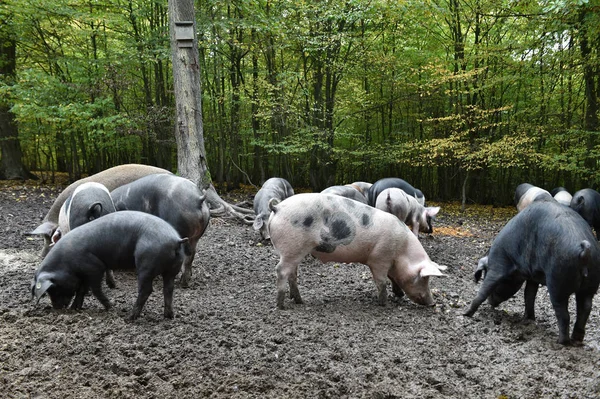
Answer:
[1,184,600,398]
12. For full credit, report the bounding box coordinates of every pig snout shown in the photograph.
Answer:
[407,290,435,307]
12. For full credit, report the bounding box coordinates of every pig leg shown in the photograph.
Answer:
[179,238,199,288]
[275,255,304,309]
[390,278,405,298]
[71,285,88,310]
[571,292,594,344]
[90,281,111,310]
[162,274,177,319]
[369,262,390,306]
[411,224,419,237]
[523,280,539,320]
[105,270,116,289]
[129,273,154,320]
[179,254,194,288]
[548,293,571,345]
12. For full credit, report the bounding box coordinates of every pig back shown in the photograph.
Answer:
[514,183,552,212]
[367,177,424,206]
[254,178,295,214]
[111,174,209,239]
[44,164,171,225]
[268,193,411,263]
[44,211,185,270]
[320,185,368,204]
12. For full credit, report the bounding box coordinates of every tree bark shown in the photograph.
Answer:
[168,0,252,220]
[0,17,35,180]
[579,6,598,181]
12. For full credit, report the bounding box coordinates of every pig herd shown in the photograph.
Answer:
[25,166,600,346]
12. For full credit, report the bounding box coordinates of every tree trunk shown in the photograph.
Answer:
[579,6,599,180]
[168,0,252,220]
[0,105,35,180]
[0,18,35,180]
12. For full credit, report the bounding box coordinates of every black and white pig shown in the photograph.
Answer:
[514,183,552,212]
[28,164,172,257]
[111,174,210,288]
[31,211,191,320]
[464,199,600,345]
[53,182,116,244]
[267,193,446,309]
[550,187,572,206]
[374,188,440,236]
[252,177,294,240]
[367,177,425,207]
[321,185,368,204]
[570,188,600,240]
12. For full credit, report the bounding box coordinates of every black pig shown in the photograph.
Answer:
[252,177,294,240]
[570,188,600,240]
[111,174,210,288]
[31,211,190,320]
[464,199,600,345]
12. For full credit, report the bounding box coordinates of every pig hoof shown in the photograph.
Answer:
[557,337,571,346]
[180,278,190,289]
[127,312,140,321]
[571,333,585,345]
[463,308,475,317]
[164,310,174,319]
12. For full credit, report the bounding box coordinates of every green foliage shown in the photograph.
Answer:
[1,0,598,199]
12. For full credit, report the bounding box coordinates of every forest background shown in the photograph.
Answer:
[0,0,598,205]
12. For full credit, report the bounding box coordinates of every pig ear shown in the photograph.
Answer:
[420,262,446,278]
[426,207,440,217]
[27,221,57,237]
[88,202,103,221]
[51,228,62,245]
[33,273,54,303]
[253,217,263,231]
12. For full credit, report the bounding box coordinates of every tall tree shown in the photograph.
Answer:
[0,11,34,180]
[168,0,252,219]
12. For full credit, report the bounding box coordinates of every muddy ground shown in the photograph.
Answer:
[1,181,599,399]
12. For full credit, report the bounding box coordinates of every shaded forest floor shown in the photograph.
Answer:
[1,179,600,398]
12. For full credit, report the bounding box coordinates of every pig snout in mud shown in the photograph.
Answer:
[374,188,440,236]
[267,193,446,309]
